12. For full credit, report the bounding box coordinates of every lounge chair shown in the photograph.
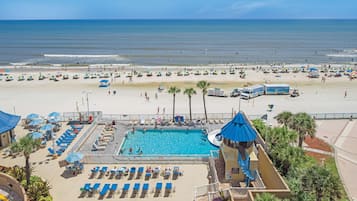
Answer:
[92,143,106,151]
[140,119,145,125]
[173,166,182,180]
[164,169,171,179]
[108,184,118,197]
[120,183,130,198]
[132,183,140,197]
[145,172,151,180]
[154,182,162,197]
[81,183,91,192]
[91,183,100,193]
[129,167,136,178]
[47,148,62,156]
[141,183,149,198]
[219,119,225,124]
[165,183,173,197]
[137,167,144,179]
[99,184,110,197]
[99,166,108,178]
[214,119,219,124]
[90,166,100,177]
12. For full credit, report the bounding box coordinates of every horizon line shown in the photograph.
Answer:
[1,18,357,21]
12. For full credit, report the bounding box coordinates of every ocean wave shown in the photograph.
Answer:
[43,54,124,58]
[327,54,357,58]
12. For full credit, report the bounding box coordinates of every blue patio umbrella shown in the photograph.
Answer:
[29,119,44,126]
[48,112,60,118]
[30,132,43,140]
[48,117,59,123]
[26,113,39,120]
[40,124,54,131]
[220,112,257,142]
[65,152,84,163]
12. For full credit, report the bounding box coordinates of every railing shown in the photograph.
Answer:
[82,154,209,164]
[309,112,357,120]
[208,157,219,184]
[69,118,98,153]
[194,183,220,201]
[101,113,264,122]
[62,111,102,122]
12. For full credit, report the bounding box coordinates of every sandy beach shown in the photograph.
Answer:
[1,64,356,118]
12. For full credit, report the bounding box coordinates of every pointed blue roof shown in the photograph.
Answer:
[0,111,21,134]
[220,112,257,142]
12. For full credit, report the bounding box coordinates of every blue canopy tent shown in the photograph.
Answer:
[99,79,110,87]
[30,132,43,140]
[308,67,318,72]
[0,111,21,134]
[26,113,39,120]
[220,112,257,142]
[66,152,84,163]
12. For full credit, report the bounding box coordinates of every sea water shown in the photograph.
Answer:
[0,19,356,65]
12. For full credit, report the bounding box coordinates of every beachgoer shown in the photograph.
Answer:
[144,92,147,97]
[112,120,116,125]
[113,90,116,95]
[129,147,133,153]
[155,93,158,99]
[108,90,111,95]
[157,106,160,114]
[163,107,165,114]
[345,90,347,98]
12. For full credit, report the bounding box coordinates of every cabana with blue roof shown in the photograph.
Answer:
[0,111,21,148]
[219,111,258,185]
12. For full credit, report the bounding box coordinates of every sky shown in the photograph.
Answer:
[0,0,356,20]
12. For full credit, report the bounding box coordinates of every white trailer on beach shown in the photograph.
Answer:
[207,88,227,97]
[263,84,290,95]
[240,85,264,99]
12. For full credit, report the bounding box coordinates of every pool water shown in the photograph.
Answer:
[119,129,218,156]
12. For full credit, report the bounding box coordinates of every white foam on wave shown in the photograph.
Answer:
[43,54,123,58]
[327,54,357,58]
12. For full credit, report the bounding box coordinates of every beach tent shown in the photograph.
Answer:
[65,152,84,163]
[99,79,110,87]
[220,112,257,142]
[308,67,318,72]
[0,111,21,148]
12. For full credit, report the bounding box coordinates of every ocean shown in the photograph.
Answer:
[0,19,356,65]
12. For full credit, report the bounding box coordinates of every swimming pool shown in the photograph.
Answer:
[119,129,218,156]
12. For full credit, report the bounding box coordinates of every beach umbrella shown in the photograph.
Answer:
[65,152,84,163]
[26,113,39,120]
[40,124,54,131]
[48,117,59,123]
[220,112,257,142]
[30,132,43,140]
[29,119,44,126]
[48,112,60,118]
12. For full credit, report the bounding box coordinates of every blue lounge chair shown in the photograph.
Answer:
[143,183,149,192]
[99,184,110,197]
[110,184,118,193]
[91,183,100,193]
[91,166,100,173]
[82,183,91,191]
[156,182,162,191]
[100,166,108,173]
[134,183,140,191]
[165,183,172,191]
[138,167,144,173]
[145,172,151,180]
[130,167,136,174]
[123,183,130,192]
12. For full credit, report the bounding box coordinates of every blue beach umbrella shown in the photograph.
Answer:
[30,132,43,140]
[65,152,84,163]
[29,119,44,126]
[40,124,54,131]
[26,113,39,120]
[48,112,60,118]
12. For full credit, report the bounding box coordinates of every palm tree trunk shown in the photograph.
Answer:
[172,94,176,121]
[189,96,192,121]
[298,135,304,147]
[25,155,30,191]
[203,94,208,121]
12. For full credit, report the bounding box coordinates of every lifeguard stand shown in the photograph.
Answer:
[219,112,258,186]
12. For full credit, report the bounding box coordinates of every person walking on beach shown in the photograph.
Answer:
[163,107,165,114]
[344,90,347,98]
[155,93,158,99]
[157,106,160,114]
[108,90,111,95]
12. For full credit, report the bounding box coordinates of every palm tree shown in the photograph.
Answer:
[11,135,40,190]
[183,88,197,122]
[168,86,181,121]
[287,112,316,147]
[196,80,210,122]
[274,111,293,127]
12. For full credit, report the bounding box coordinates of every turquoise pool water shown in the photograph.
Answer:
[119,129,218,156]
